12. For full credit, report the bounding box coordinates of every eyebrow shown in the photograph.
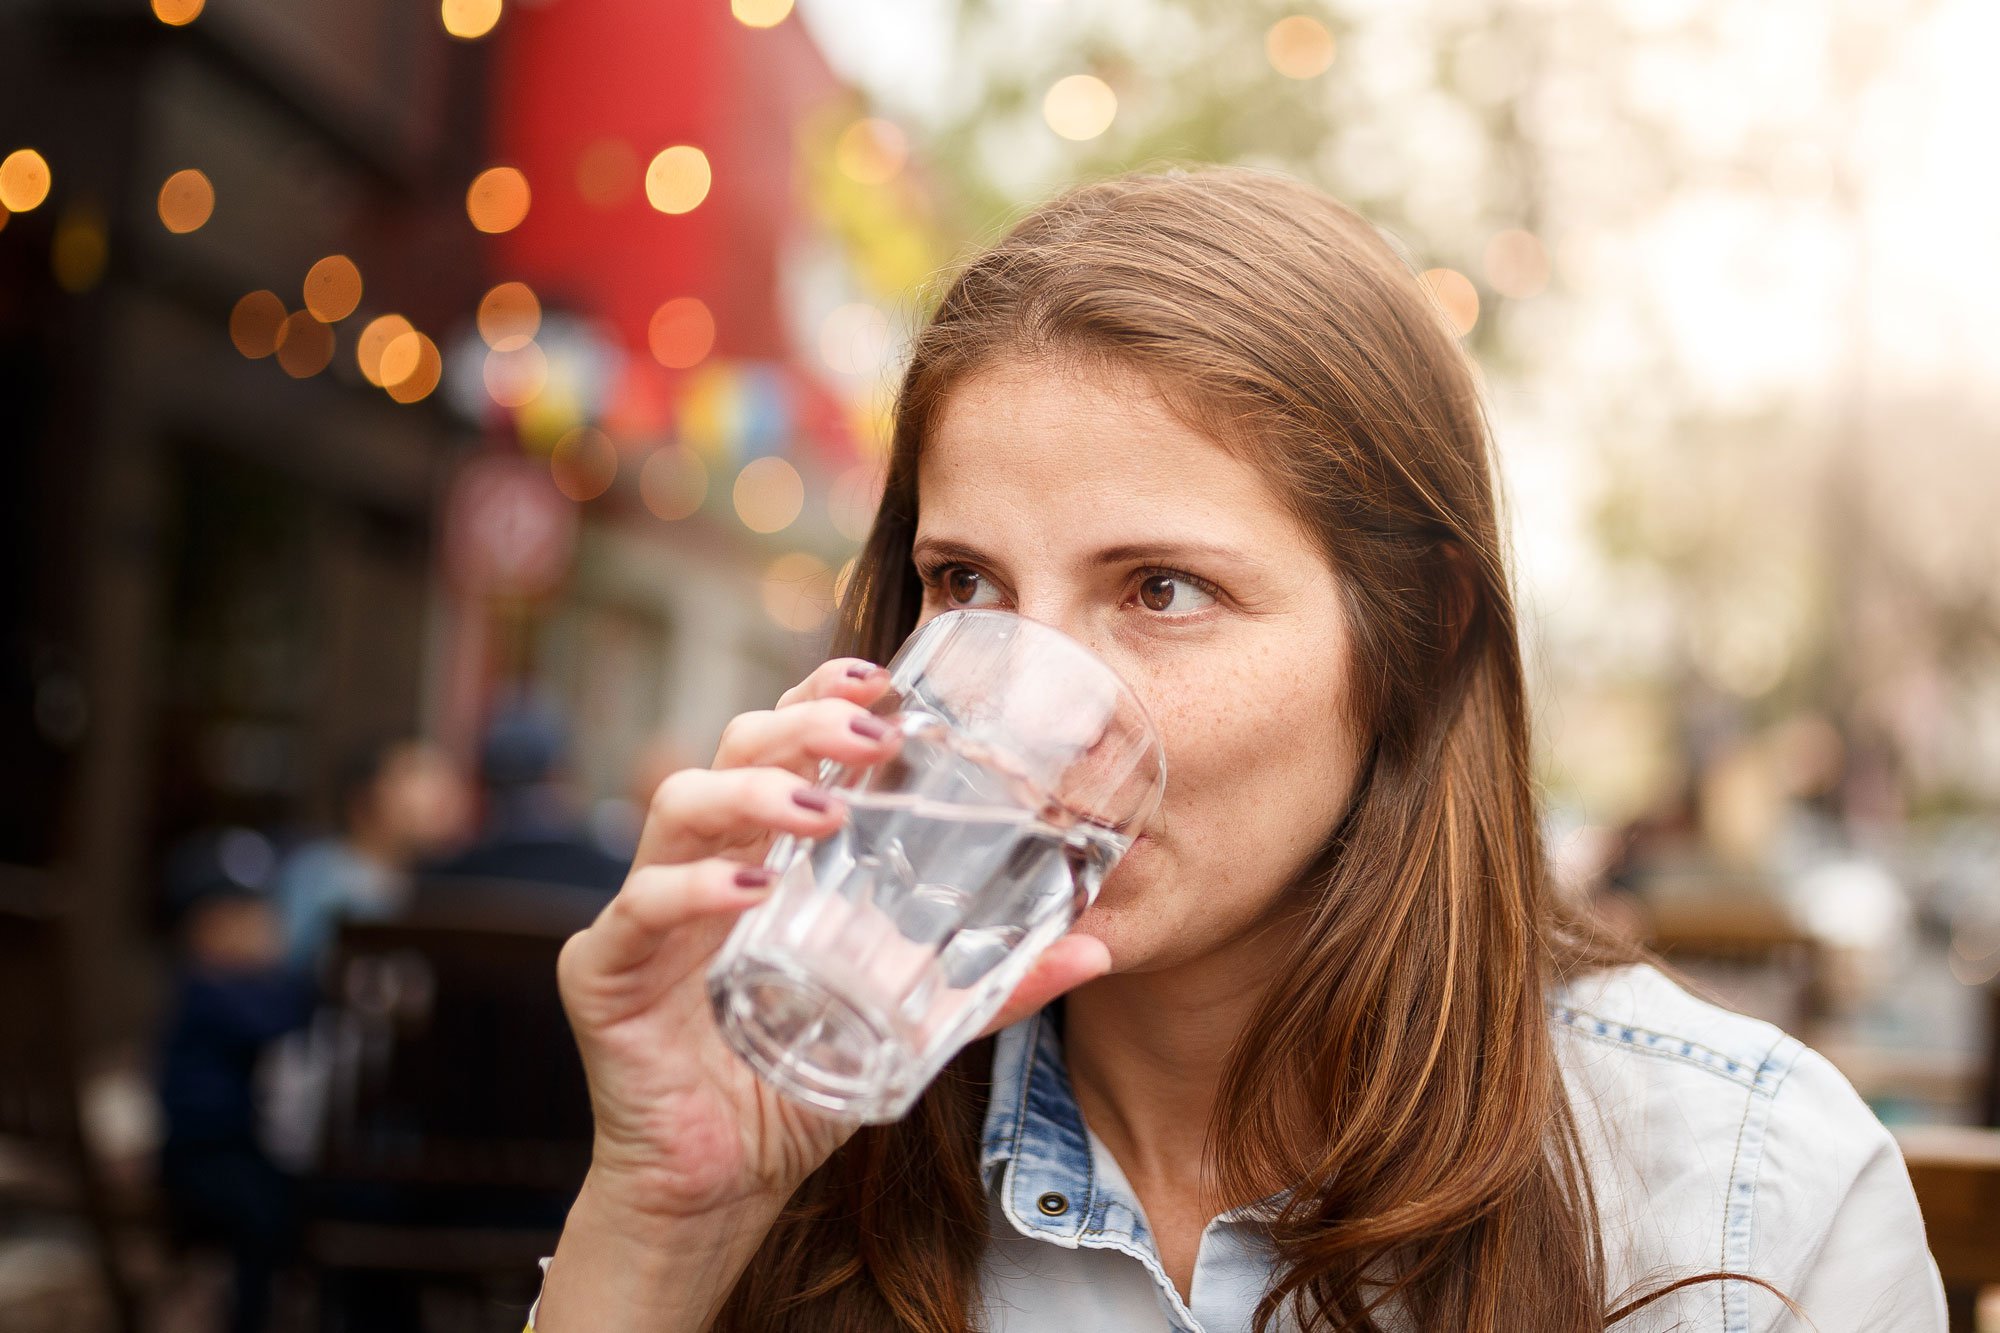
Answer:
[910,535,1263,572]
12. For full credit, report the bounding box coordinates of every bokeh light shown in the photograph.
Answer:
[819,303,890,377]
[0,149,52,213]
[827,463,884,543]
[478,282,542,351]
[645,146,711,215]
[1266,16,1337,80]
[550,427,618,501]
[834,119,908,185]
[151,0,202,26]
[1484,229,1551,300]
[302,254,362,322]
[1043,75,1117,141]
[466,166,530,233]
[760,552,834,633]
[441,0,501,40]
[1420,267,1480,336]
[575,139,638,209]
[732,456,803,533]
[731,0,793,28]
[640,446,708,521]
[484,341,550,408]
[157,169,214,233]
[383,332,442,404]
[52,206,108,294]
[229,291,286,359]
[648,297,716,368]
[274,311,335,378]
[355,314,414,386]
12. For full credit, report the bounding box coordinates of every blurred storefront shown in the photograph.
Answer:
[0,0,914,1047]
[2,0,491,1043]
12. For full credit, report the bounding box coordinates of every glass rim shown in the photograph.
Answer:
[903,607,1167,826]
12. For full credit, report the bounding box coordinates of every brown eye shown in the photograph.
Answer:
[1139,575,1176,612]
[946,567,982,604]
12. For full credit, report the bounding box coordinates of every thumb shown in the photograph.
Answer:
[977,933,1112,1038]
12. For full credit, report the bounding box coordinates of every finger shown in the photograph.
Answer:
[634,766,847,871]
[976,933,1113,1038]
[774,657,892,710]
[563,858,778,978]
[712,697,904,775]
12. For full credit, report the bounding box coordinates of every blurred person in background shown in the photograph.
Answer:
[156,827,314,1333]
[426,690,629,893]
[273,738,470,972]
[588,733,702,864]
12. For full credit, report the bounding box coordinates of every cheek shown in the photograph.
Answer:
[1093,637,1358,934]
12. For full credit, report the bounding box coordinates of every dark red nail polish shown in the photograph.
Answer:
[791,789,833,812]
[849,715,891,740]
[734,868,775,888]
[845,662,877,678]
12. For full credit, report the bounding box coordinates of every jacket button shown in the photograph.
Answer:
[1036,1191,1069,1217]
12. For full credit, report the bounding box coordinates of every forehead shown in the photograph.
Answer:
[917,357,1303,551]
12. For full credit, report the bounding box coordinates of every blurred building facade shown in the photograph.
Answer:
[1,0,898,1047]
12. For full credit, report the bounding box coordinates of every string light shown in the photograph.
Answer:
[0,149,52,213]
[733,456,803,533]
[483,341,549,408]
[383,332,442,403]
[648,297,715,368]
[151,0,203,25]
[645,146,711,215]
[356,314,414,386]
[274,311,335,378]
[1266,16,1336,79]
[1043,76,1116,141]
[303,254,362,322]
[731,0,793,28]
[466,166,530,233]
[230,291,286,358]
[441,0,501,40]
[477,282,541,351]
[157,169,214,233]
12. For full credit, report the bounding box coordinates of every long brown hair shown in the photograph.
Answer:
[713,166,1755,1332]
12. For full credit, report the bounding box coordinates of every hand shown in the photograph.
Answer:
[554,656,1112,1223]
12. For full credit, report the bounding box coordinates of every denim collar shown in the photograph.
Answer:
[978,1004,1289,1257]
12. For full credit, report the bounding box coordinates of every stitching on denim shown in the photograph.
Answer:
[1717,1029,1796,1333]
[1551,1005,1777,1093]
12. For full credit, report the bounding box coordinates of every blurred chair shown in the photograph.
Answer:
[1639,891,1826,1037]
[1895,1125,2000,1333]
[302,888,595,1322]
[0,867,146,1333]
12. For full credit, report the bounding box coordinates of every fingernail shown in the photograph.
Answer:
[791,789,835,812]
[845,662,878,679]
[849,715,892,740]
[734,868,775,889]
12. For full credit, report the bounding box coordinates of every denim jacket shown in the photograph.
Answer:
[527,962,1945,1331]
[978,962,1948,1333]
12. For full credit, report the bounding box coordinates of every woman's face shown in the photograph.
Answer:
[913,356,1366,974]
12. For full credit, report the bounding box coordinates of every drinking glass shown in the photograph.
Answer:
[706,608,1166,1123]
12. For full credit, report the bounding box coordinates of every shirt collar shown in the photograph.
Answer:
[978,1003,1291,1241]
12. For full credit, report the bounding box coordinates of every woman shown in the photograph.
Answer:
[531,168,1944,1332]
